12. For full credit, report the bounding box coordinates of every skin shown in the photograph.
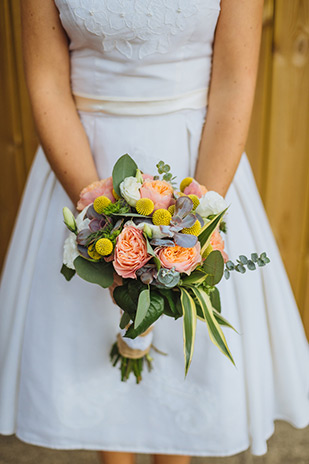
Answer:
[21,1,264,463]
[195,0,265,197]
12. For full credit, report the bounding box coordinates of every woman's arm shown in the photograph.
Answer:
[195,0,264,197]
[21,0,99,205]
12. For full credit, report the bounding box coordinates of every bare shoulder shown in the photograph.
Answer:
[21,0,69,76]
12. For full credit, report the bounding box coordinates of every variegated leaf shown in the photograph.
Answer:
[190,287,235,365]
[180,287,197,376]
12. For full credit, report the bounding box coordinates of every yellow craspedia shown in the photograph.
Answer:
[112,188,120,200]
[168,204,175,216]
[87,244,101,261]
[188,194,200,209]
[182,220,202,236]
[95,238,113,256]
[93,195,111,214]
[136,198,154,215]
[152,209,172,226]
[180,177,193,192]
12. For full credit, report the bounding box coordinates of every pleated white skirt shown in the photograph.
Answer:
[0,108,308,456]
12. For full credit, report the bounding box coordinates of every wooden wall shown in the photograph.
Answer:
[0,0,38,268]
[246,0,309,338]
[1,1,309,337]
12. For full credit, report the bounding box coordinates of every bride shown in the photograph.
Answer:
[0,1,308,463]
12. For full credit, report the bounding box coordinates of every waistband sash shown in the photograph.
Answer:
[73,87,208,116]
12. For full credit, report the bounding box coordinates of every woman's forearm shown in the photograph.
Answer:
[195,0,264,197]
[30,84,99,206]
[22,0,99,207]
[195,75,257,197]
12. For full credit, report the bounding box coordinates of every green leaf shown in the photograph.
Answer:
[180,287,197,376]
[158,288,182,319]
[146,238,161,270]
[181,269,206,287]
[213,308,238,333]
[112,154,138,196]
[134,288,151,329]
[198,208,228,256]
[190,287,235,365]
[127,280,147,305]
[114,284,137,315]
[60,263,76,281]
[73,256,114,288]
[209,287,221,313]
[112,212,149,218]
[125,290,164,338]
[119,312,131,329]
[203,250,224,286]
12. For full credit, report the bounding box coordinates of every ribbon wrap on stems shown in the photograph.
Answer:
[117,327,154,359]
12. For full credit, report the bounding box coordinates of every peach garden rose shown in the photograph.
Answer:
[113,225,151,279]
[183,179,207,198]
[140,179,174,211]
[210,228,229,263]
[156,242,202,275]
[77,177,115,211]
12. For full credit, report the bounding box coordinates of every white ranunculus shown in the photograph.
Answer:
[120,176,142,207]
[196,191,228,218]
[63,233,79,269]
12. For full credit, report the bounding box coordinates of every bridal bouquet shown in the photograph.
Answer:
[61,154,270,382]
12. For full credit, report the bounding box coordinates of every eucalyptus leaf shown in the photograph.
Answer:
[73,256,114,288]
[247,260,256,270]
[251,253,258,263]
[112,154,138,196]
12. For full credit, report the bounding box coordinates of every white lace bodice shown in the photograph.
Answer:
[54,0,221,98]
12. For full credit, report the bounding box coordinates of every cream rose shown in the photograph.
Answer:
[196,191,228,218]
[120,176,142,207]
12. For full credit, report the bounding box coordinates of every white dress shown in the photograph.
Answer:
[0,0,308,457]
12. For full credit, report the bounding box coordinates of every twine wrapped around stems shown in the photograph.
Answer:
[117,326,153,359]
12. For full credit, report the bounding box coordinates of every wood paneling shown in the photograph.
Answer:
[0,0,38,269]
[1,1,309,337]
[246,0,309,338]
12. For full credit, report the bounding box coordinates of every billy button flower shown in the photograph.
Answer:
[188,194,200,209]
[93,195,111,214]
[136,198,154,216]
[95,238,114,256]
[152,208,172,226]
[87,243,102,261]
[168,204,175,216]
[182,219,202,236]
[180,177,193,192]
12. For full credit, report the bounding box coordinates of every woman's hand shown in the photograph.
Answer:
[195,0,264,197]
[21,0,100,205]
